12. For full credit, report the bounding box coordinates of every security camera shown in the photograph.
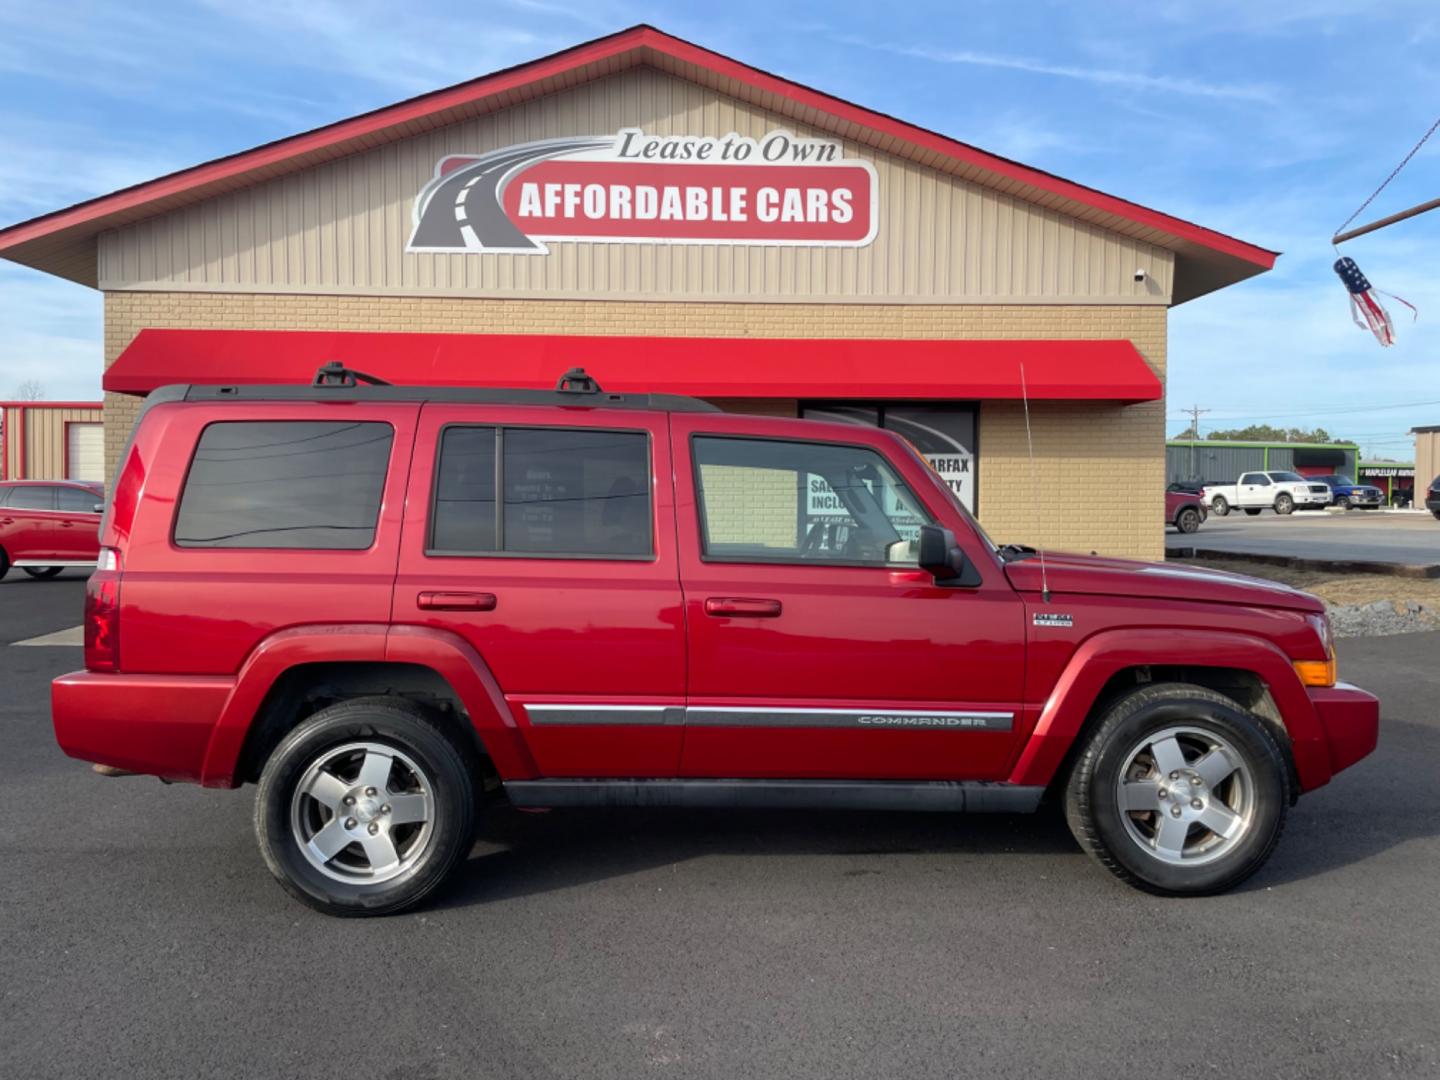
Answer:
[1134,268,1147,283]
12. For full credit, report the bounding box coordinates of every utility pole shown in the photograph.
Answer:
[1183,404,1210,481]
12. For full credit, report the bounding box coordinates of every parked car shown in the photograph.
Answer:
[1310,474,1384,510]
[1166,489,1206,534]
[52,367,1379,915]
[1427,475,1440,520]
[0,479,104,579]
[1166,480,1206,496]
[1203,471,1331,516]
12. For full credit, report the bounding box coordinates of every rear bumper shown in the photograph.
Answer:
[52,670,233,783]
[1307,682,1379,778]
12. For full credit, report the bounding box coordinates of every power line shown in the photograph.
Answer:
[1196,398,1440,422]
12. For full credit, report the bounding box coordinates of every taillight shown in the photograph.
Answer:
[85,547,121,672]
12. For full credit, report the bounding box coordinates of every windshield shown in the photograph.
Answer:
[1269,471,1304,482]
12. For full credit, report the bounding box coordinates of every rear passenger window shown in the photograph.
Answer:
[429,426,651,558]
[57,487,100,512]
[174,421,393,549]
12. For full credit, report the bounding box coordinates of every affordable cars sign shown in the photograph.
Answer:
[407,129,878,254]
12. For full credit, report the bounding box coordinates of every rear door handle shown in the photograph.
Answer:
[417,591,497,612]
[704,597,782,618]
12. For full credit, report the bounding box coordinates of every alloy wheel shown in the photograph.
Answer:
[289,741,435,884]
[1114,726,1255,867]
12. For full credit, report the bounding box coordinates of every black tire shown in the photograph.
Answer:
[1433,509,1440,521]
[1176,507,1201,534]
[1335,496,1350,511]
[1244,508,1261,516]
[1274,494,1294,515]
[255,697,478,917]
[1064,683,1289,896]
[1211,496,1229,516]
[0,548,9,580]
[22,566,63,579]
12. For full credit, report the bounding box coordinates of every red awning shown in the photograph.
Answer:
[104,329,1161,403]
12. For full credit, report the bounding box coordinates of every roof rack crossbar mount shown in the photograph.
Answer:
[313,361,391,388]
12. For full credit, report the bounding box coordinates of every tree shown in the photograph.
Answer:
[12,380,45,401]
[1167,424,1345,444]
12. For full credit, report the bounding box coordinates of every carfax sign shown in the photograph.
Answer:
[407,129,878,254]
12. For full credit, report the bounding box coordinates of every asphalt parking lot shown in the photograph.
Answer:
[2,577,1439,1080]
[1166,509,1440,566]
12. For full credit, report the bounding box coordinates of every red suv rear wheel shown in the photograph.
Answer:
[254,697,478,916]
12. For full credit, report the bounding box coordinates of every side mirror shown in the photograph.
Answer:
[917,524,980,586]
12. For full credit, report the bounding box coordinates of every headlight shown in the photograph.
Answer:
[1294,612,1337,687]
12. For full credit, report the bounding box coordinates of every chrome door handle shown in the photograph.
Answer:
[417,591,497,612]
[704,597,782,618]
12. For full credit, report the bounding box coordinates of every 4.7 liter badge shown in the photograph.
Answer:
[1033,612,1074,628]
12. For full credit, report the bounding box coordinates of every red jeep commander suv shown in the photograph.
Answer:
[53,366,1379,915]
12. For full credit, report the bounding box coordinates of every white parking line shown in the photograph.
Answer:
[13,626,83,647]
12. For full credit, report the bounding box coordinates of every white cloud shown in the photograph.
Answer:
[837,36,1277,103]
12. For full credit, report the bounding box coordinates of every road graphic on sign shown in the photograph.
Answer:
[407,137,612,253]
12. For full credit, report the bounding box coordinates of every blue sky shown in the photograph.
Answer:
[1,0,1437,459]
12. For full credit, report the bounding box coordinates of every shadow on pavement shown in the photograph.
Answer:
[438,803,1080,908]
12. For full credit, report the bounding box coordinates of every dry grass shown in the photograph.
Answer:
[1174,556,1440,608]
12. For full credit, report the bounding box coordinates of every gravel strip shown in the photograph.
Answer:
[1328,599,1440,638]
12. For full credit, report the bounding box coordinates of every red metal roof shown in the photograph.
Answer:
[0,25,1275,297]
[104,329,1162,403]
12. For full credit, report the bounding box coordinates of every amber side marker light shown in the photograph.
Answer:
[1293,657,1337,688]
[1296,613,1338,688]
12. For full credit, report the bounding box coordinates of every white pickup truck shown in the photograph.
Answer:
[1204,471,1332,516]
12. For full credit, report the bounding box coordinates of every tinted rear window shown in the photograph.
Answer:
[429,426,651,557]
[174,421,393,549]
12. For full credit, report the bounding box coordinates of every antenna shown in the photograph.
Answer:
[1019,361,1050,604]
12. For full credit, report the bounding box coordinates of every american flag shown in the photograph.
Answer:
[1333,256,1414,347]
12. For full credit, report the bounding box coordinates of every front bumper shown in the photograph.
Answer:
[52,670,234,783]
[1307,682,1380,777]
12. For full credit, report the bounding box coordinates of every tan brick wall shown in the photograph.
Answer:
[104,292,1166,559]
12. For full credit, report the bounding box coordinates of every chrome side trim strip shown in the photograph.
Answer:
[519,704,1013,731]
[524,705,683,727]
[686,707,1013,731]
[12,560,98,568]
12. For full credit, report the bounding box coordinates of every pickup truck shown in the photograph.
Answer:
[1204,472,1332,517]
[1311,474,1384,510]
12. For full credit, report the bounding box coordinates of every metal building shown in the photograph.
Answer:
[1166,440,1358,486]
[0,401,105,482]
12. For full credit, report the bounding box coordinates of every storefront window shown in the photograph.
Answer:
[800,403,977,512]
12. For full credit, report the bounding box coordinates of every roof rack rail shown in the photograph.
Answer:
[555,367,602,394]
[312,361,391,388]
[176,368,719,413]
